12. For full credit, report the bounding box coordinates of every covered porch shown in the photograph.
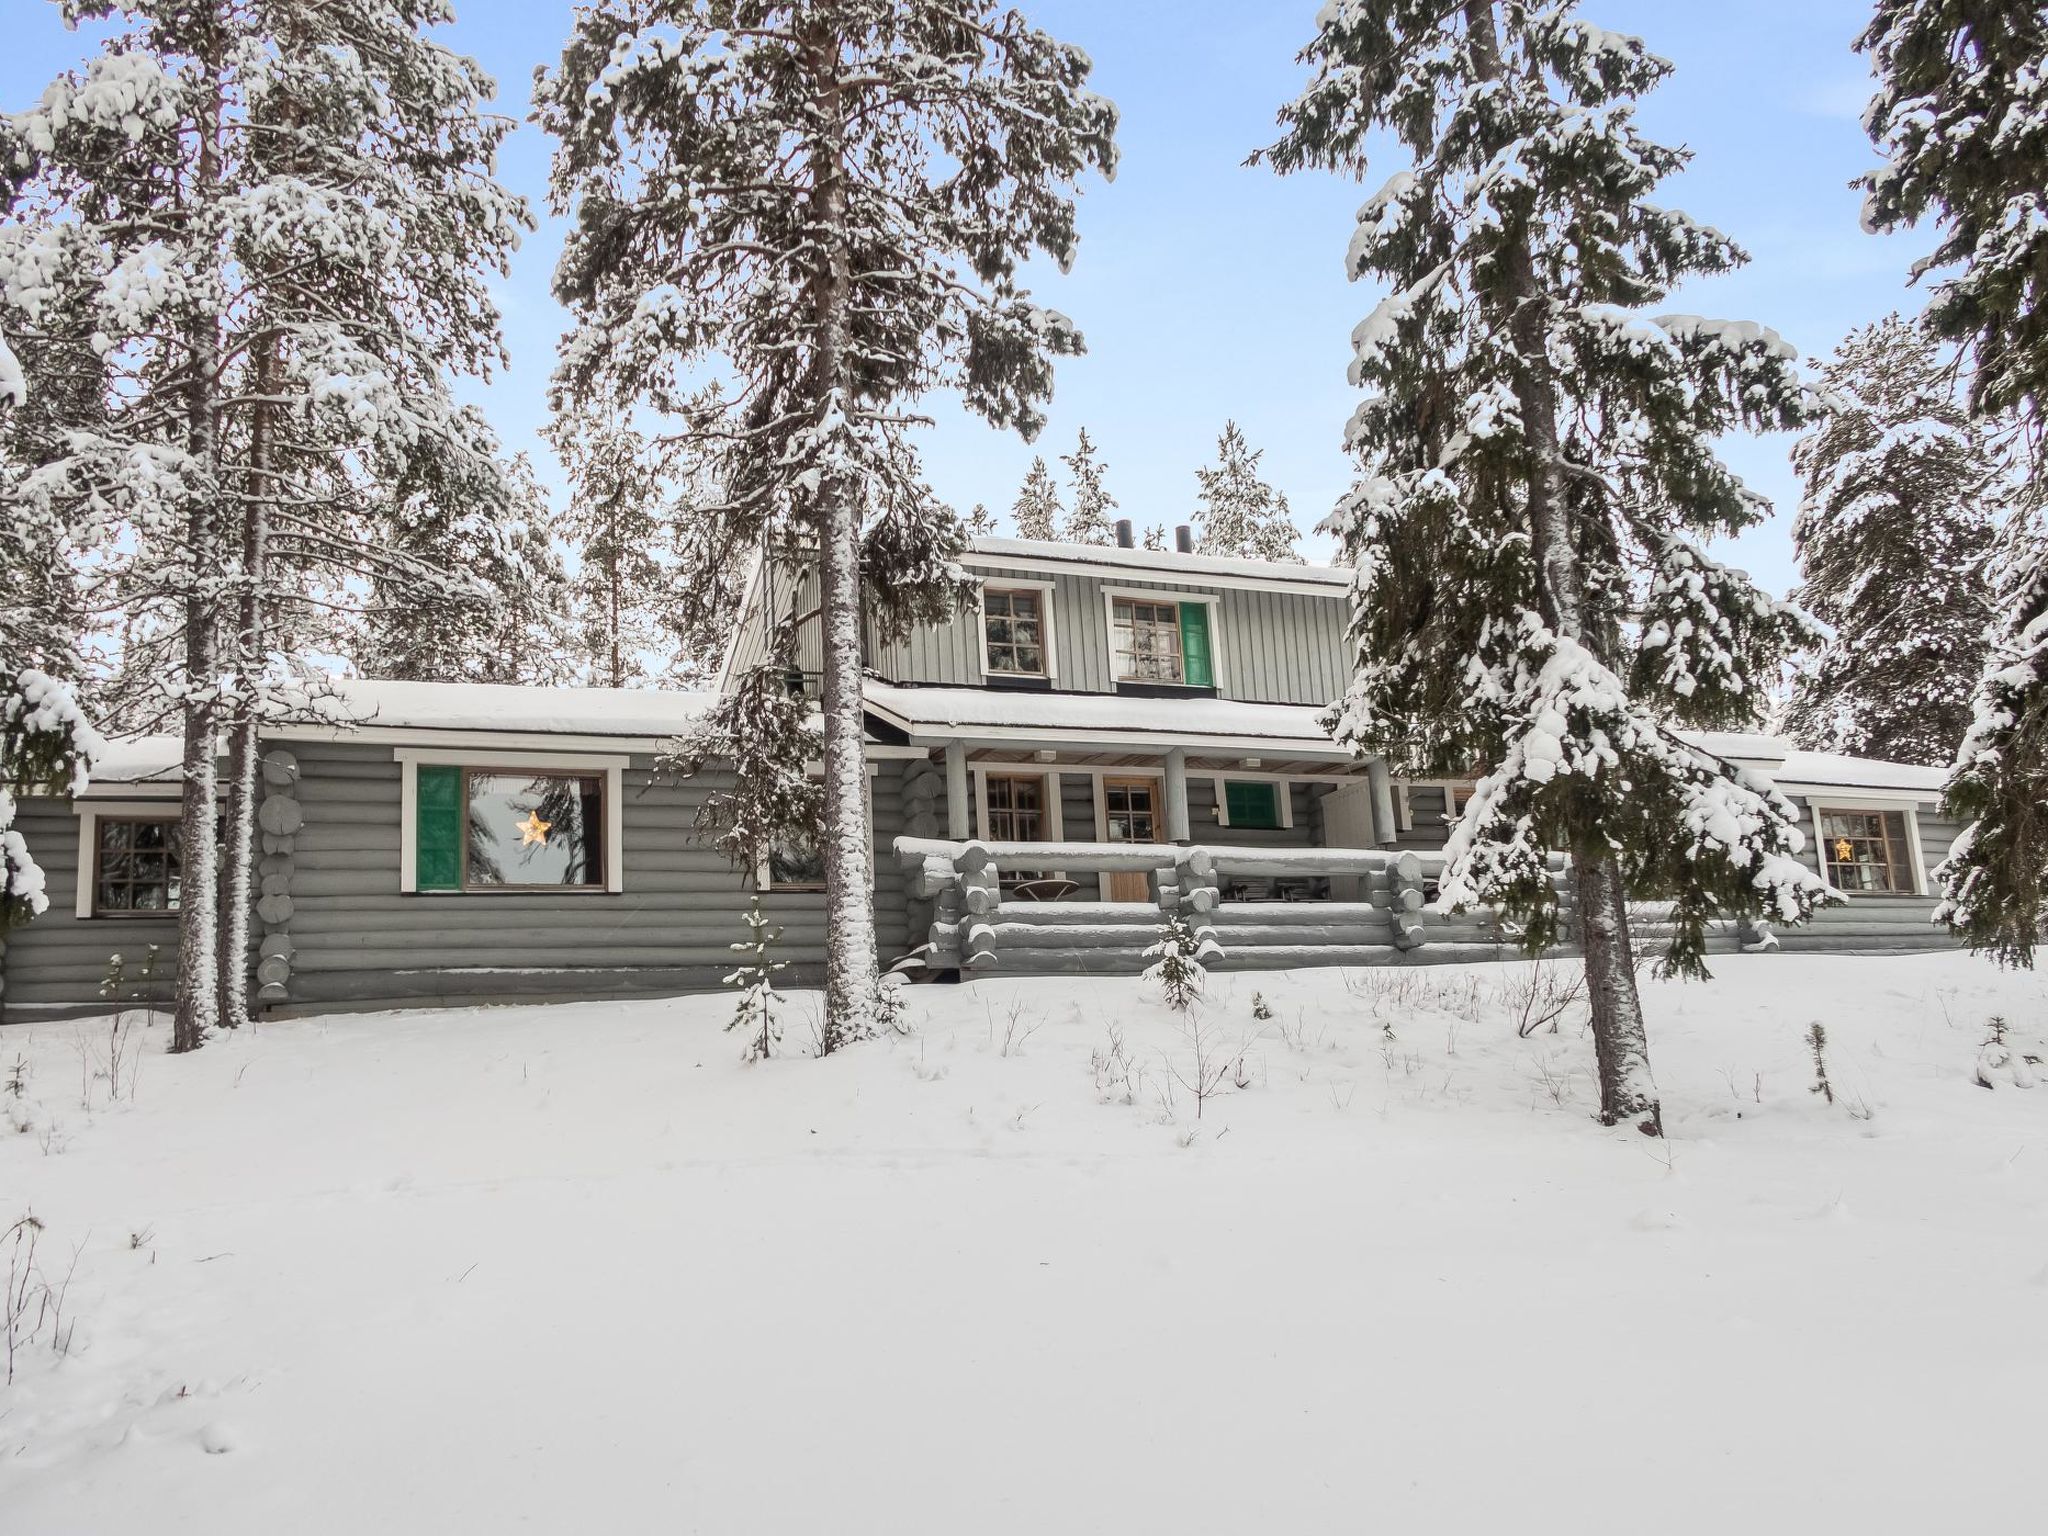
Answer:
[866,681,1458,907]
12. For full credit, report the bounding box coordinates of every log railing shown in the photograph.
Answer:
[893,837,1564,973]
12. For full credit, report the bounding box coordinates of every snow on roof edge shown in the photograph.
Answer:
[967,536,1348,587]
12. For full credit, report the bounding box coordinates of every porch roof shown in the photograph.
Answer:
[862,682,1357,760]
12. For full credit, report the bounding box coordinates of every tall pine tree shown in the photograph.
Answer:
[540,1,1115,1045]
[1059,426,1117,544]
[1261,1,1829,1133]
[550,423,685,688]
[1011,455,1064,540]
[1192,420,1301,562]
[1861,2,2048,963]
[1,2,534,1043]
[1784,315,2000,766]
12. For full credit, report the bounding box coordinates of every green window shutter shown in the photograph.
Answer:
[1179,602,1214,687]
[416,764,463,891]
[1225,780,1282,831]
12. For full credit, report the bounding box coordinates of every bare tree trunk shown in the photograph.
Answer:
[1465,0,1659,1134]
[804,18,879,1049]
[608,547,624,689]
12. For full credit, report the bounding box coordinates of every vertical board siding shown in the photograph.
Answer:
[867,561,1350,707]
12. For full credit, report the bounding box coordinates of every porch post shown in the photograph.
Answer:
[1366,758,1398,848]
[944,740,971,840]
[1163,747,1191,843]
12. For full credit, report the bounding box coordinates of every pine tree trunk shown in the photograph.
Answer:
[218,339,276,1030]
[1571,854,1661,1132]
[172,22,226,1054]
[804,17,879,1049]
[1466,0,1660,1134]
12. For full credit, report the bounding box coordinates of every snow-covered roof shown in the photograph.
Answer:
[864,682,1346,755]
[1772,750,1947,796]
[316,678,717,739]
[85,734,185,786]
[966,536,1349,590]
[1676,728,1946,797]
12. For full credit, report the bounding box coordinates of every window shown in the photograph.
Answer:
[1222,780,1284,831]
[983,774,1049,840]
[92,816,183,916]
[1820,808,1914,894]
[983,587,1048,677]
[762,771,878,892]
[1113,598,1183,683]
[414,766,607,892]
[1111,596,1214,686]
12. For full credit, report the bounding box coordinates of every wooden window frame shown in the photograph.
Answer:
[977,579,1058,682]
[1812,802,1923,897]
[396,749,627,895]
[81,809,185,919]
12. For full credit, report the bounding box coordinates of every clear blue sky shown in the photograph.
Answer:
[8,1,1929,598]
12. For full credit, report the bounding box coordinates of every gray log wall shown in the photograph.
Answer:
[0,797,182,1020]
[274,740,912,1011]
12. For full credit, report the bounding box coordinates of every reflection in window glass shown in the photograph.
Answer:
[1113,598,1183,682]
[464,772,605,888]
[95,817,183,914]
[1820,809,1910,894]
[984,588,1048,676]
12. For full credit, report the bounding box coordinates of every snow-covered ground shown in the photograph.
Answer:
[2,952,2044,1533]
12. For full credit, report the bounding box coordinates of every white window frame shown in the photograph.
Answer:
[1808,797,1926,898]
[395,747,628,895]
[73,800,188,919]
[976,578,1059,683]
[1101,587,1223,691]
[1209,775,1295,830]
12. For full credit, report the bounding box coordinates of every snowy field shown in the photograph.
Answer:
[2,952,2044,1534]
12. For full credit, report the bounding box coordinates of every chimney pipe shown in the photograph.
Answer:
[1174,524,1194,555]
[1113,518,1134,549]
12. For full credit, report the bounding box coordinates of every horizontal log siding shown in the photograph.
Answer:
[279,740,912,1009]
[1,797,182,1018]
[867,562,1349,706]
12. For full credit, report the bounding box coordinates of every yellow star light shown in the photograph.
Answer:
[516,810,553,846]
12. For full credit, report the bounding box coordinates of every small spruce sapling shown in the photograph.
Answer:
[1975,1015,2039,1091]
[724,898,787,1063]
[1251,991,1274,1023]
[1806,1022,1835,1106]
[1144,912,1206,1012]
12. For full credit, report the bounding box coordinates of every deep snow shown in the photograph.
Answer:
[2,952,2044,1533]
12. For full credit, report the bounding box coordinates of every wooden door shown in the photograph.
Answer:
[1103,776,1162,902]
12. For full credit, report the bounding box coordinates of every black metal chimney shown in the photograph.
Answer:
[1113,518,1134,549]
[1174,524,1194,554]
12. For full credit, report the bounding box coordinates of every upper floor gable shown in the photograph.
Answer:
[723,535,1355,709]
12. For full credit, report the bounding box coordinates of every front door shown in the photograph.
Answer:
[1102,776,1163,902]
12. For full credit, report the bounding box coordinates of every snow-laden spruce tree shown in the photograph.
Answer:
[1860,2,2048,963]
[1059,427,1117,545]
[540,1,1116,1047]
[1784,316,2000,766]
[1260,1,1830,1133]
[1,1,531,1045]
[1012,457,1064,540]
[1193,420,1301,562]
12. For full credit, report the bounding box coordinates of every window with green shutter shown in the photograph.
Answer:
[415,763,462,891]
[1179,602,1214,687]
[1224,780,1283,830]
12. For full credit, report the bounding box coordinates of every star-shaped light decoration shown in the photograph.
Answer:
[516,809,553,847]
[1833,837,1854,865]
